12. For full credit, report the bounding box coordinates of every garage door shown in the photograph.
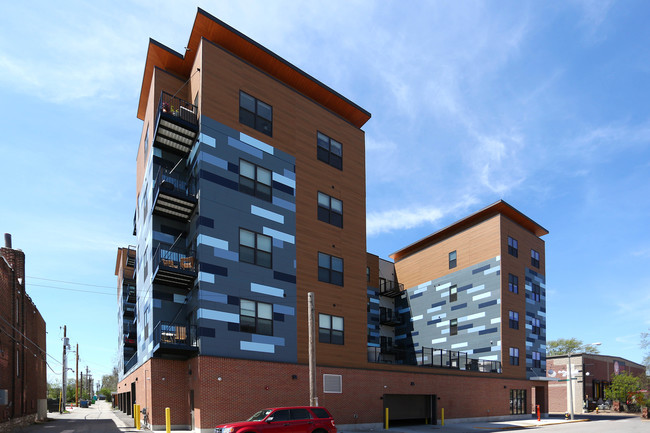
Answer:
[383,394,436,425]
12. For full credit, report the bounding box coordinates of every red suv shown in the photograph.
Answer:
[214,407,336,433]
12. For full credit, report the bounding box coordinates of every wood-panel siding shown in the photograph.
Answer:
[393,215,502,291]
[199,39,369,368]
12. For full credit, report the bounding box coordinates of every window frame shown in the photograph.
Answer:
[450,318,458,336]
[509,347,520,366]
[510,389,526,415]
[318,313,344,345]
[239,159,272,202]
[448,250,457,269]
[532,283,541,302]
[531,249,540,268]
[532,317,541,335]
[508,236,518,258]
[239,228,273,268]
[318,252,344,286]
[509,311,519,329]
[317,191,343,228]
[532,351,541,368]
[240,299,273,336]
[316,131,343,170]
[449,285,458,302]
[239,91,273,137]
[508,273,519,294]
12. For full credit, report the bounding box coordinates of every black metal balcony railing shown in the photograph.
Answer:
[379,308,402,326]
[124,352,138,374]
[153,91,199,155]
[153,321,198,358]
[368,346,501,373]
[124,336,136,347]
[123,302,136,317]
[122,284,136,304]
[126,245,136,268]
[379,280,404,297]
[152,167,197,222]
[152,244,197,288]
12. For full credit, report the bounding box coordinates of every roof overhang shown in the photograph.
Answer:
[137,8,371,128]
[390,200,549,262]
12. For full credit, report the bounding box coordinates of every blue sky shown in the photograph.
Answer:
[1,1,649,382]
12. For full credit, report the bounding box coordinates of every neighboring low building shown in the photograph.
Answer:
[546,353,646,413]
[0,234,47,430]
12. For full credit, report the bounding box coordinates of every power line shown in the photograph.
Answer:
[26,276,115,290]
[0,314,62,365]
[27,283,114,296]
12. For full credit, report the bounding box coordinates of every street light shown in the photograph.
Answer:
[567,342,601,420]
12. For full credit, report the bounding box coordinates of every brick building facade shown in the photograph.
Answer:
[0,234,47,430]
[546,353,646,413]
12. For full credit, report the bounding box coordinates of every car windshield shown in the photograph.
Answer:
[247,410,273,421]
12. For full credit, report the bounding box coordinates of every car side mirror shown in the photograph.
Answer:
[266,417,273,423]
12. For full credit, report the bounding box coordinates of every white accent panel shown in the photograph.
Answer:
[480,355,499,361]
[467,325,486,333]
[197,308,239,323]
[491,318,501,324]
[436,320,450,328]
[240,341,275,353]
[173,294,185,303]
[436,282,451,291]
[484,265,500,275]
[451,342,468,349]
[430,313,446,320]
[198,234,228,250]
[467,285,485,294]
[418,282,431,289]
[411,315,423,321]
[262,227,295,244]
[431,337,447,345]
[251,282,284,298]
[459,312,486,322]
[272,172,295,189]
[472,292,491,301]
[199,272,214,284]
[201,134,216,147]
[426,306,442,313]
[239,132,274,154]
[251,205,284,224]
[496,255,500,261]
[413,287,428,294]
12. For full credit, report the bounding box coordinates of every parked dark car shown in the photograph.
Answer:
[214,406,336,433]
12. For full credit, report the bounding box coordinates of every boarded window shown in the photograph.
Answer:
[323,374,342,393]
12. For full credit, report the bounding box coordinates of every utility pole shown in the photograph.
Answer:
[60,326,67,413]
[308,292,318,406]
[75,344,79,407]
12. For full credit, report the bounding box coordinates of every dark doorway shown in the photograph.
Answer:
[190,389,195,430]
[383,394,436,426]
[131,382,136,417]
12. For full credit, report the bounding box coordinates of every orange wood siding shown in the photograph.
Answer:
[199,39,368,368]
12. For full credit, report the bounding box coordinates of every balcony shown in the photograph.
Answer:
[152,321,198,358]
[368,346,502,373]
[126,245,136,268]
[379,280,404,298]
[124,352,137,374]
[152,168,197,222]
[152,244,197,288]
[153,91,199,155]
[123,301,136,318]
[122,284,136,304]
[124,336,137,347]
[379,307,402,326]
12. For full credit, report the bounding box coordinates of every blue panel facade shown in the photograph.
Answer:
[525,267,546,378]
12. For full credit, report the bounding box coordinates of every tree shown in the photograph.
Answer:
[47,380,61,400]
[101,366,119,392]
[641,330,650,374]
[99,387,113,402]
[546,338,600,356]
[605,371,642,405]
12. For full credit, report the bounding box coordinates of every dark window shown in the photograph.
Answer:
[449,250,457,269]
[508,236,518,257]
[291,409,312,420]
[310,408,331,419]
[508,274,519,294]
[269,409,290,422]
[532,351,541,368]
[531,249,540,268]
[510,389,526,415]
[317,192,343,228]
[239,229,272,268]
[319,314,344,344]
[509,311,519,329]
[240,299,273,336]
[318,252,343,286]
[239,159,272,202]
[317,131,343,170]
[450,318,458,336]
[366,267,370,282]
[509,347,519,366]
[144,125,149,155]
[532,283,541,302]
[239,91,272,137]
[449,285,458,302]
[532,317,541,335]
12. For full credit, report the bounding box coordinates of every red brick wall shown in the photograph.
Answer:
[120,355,548,429]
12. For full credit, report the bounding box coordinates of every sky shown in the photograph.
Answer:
[1,0,649,383]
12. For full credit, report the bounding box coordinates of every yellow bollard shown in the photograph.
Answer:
[385,407,389,430]
[134,404,141,430]
[166,407,171,433]
[441,408,444,426]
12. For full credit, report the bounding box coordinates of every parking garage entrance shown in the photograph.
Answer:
[383,394,437,426]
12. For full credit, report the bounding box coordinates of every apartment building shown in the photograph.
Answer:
[0,234,47,430]
[116,9,550,431]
